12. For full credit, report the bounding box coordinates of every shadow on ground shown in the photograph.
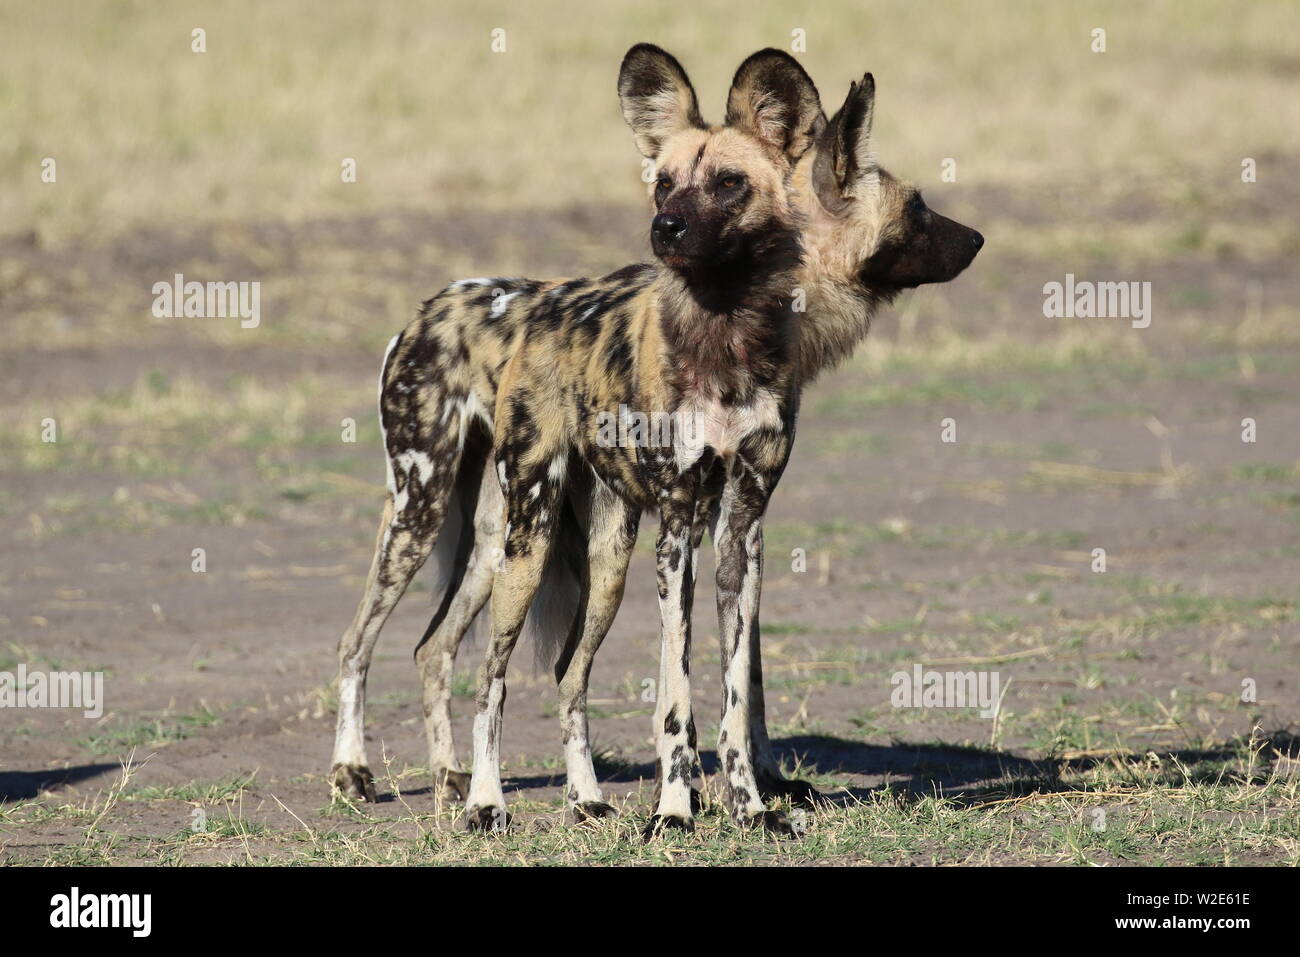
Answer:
[501,728,1299,809]
[759,728,1299,806]
[0,764,122,802]
[29,732,1288,811]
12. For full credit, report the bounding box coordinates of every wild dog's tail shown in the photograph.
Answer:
[419,455,481,643]
[526,509,586,675]
[420,456,585,674]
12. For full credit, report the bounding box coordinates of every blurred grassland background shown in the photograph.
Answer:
[0,0,1296,363]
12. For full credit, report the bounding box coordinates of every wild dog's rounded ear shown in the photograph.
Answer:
[725,48,824,162]
[812,73,876,215]
[618,43,705,159]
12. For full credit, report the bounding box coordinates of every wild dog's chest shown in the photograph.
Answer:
[671,389,783,470]
[658,309,794,472]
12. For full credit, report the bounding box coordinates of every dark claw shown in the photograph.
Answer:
[740,809,804,839]
[572,801,619,824]
[643,814,695,842]
[464,805,512,833]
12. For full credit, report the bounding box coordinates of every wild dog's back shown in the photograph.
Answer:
[380,264,659,453]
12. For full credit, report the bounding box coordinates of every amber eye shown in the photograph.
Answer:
[719,175,743,190]
[656,175,672,191]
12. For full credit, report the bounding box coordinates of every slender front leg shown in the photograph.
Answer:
[463,446,566,831]
[645,488,699,837]
[557,483,640,821]
[714,463,796,835]
[697,456,816,804]
[647,482,721,814]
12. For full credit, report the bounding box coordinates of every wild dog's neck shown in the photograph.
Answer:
[795,261,894,384]
[656,251,799,402]
[789,153,894,384]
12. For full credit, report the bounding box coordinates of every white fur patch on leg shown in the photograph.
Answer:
[466,676,508,812]
[332,671,367,768]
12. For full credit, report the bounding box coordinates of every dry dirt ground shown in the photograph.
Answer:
[1,189,1297,865]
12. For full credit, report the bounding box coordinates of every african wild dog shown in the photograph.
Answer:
[497,65,982,822]
[331,44,825,835]
[330,48,983,835]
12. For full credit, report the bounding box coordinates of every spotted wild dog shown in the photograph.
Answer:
[331,48,984,836]
[331,45,826,835]
[542,64,984,828]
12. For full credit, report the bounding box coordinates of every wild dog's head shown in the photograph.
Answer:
[799,74,983,297]
[618,44,822,285]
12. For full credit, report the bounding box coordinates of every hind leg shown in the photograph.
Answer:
[463,445,567,831]
[415,460,502,803]
[557,483,639,821]
[331,388,466,800]
[332,494,451,800]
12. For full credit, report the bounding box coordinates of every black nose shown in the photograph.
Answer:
[652,213,688,245]
[971,231,984,250]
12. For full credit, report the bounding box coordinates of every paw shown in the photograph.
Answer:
[759,775,825,808]
[463,804,512,833]
[330,763,377,802]
[739,809,806,839]
[642,813,695,842]
[435,767,471,803]
[571,801,618,824]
